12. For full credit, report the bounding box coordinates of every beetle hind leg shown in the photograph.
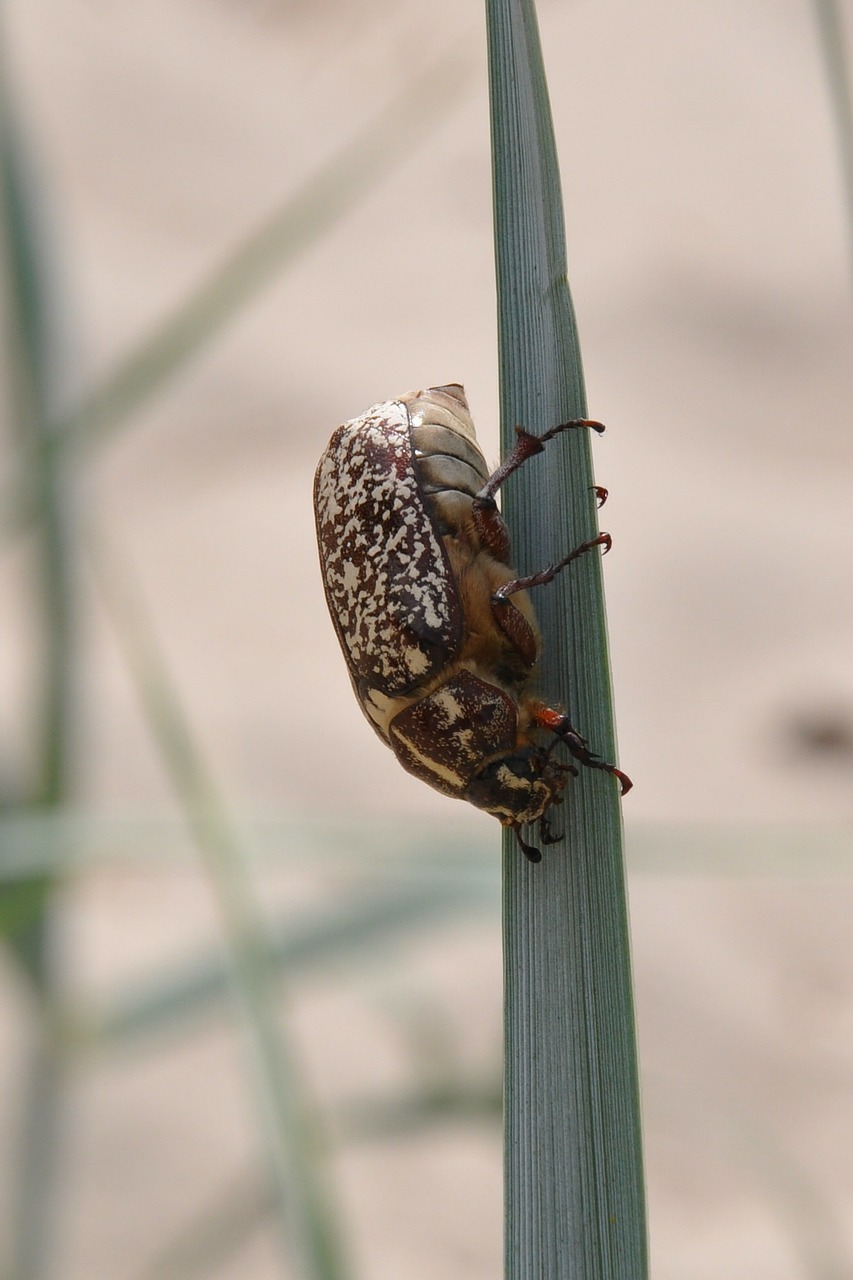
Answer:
[476,419,605,505]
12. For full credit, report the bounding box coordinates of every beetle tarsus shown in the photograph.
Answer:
[591,484,608,507]
[539,417,605,442]
[612,767,633,796]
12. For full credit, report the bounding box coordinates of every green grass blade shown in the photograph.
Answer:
[0,46,471,540]
[82,879,487,1048]
[89,535,353,1280]
[811,0,853,285]
[2,810,852,879]
[0,40,76,809]
[485,2,648,1276]
[137,1171,276,1280]
[1,32,79,1280]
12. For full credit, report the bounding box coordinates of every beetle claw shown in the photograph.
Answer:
[612,767,633,796]
[540,418,606,441]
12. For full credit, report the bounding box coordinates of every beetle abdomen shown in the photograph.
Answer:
[403,385,490,530]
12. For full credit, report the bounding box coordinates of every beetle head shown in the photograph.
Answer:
[464,747,567,829]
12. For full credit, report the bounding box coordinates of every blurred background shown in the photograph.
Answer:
[1,1,852,1277]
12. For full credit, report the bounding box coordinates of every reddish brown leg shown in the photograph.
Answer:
[472,420,606,564]
[492,533,612,605]
[475,419,605,505]
[536,706,632,794]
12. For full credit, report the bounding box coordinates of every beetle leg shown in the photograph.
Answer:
[545,748,578,778]
[591,484,608,507]
[490,593,539,667]
[492,533,611,604]
[535,706,632,794]
[475,419,604,504]
[470,493,511,562]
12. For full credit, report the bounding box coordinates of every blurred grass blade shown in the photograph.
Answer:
[55,48,470,447]
[0,46,472,538]
[485,2,648,1277]
[811,0,853,286]
[1,29,79,1280]
[84,879,487,1048]
[0,807,501,880]
[0,26,76,808]
[138,1171,276,1280]
[3,809,850,881]
[89,534,352,1280]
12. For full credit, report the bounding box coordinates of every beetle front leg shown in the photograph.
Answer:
[535,705,633,794]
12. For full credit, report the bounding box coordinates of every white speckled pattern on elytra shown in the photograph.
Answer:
[314,399,461,701]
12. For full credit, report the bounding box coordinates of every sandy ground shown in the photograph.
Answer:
[1,1,852,1276]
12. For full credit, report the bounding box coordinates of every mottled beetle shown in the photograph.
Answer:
[314,383,630,862]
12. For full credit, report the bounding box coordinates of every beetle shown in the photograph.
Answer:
[313,383,630,862]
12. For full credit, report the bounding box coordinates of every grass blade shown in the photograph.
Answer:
[82,879,487,1049]
[0,33,77,807]
[485,2,648,1276]
[1,29,79,1279]
[89,534,352,1280]
[811,0,853,286]
[0,47,471,539]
